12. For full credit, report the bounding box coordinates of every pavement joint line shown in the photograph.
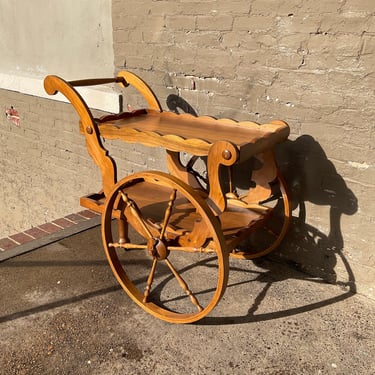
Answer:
[0,216,101,262]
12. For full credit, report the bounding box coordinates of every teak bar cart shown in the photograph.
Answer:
[44,71,291,323]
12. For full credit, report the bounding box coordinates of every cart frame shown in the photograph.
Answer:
[44,71,291,323]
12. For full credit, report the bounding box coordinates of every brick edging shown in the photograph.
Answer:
[0,210,100,252]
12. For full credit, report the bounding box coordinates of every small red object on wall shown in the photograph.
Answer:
[5,106,20,127]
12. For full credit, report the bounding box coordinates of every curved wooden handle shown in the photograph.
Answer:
[116,70,162,111]
[44,75,116,197]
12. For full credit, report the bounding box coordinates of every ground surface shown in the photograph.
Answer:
[1,227,374,375]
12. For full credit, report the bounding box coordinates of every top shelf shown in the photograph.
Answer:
[95,109,290,161]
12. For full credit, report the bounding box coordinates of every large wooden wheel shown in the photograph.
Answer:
[230,173,291,259]
[102,171,229,323]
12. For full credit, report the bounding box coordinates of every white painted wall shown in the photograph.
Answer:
[0,0,118,111]
[0,0,114,80]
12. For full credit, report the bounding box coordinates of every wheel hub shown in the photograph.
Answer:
[147,238,169,260]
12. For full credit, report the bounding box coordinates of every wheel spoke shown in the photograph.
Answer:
[264,226,279,237]
[143,257,157,303]
[109,242,148,250]
[120,191,154,240]
[258,189,281,204]
[160,188,177,239]
[164,258,203,312]
[167,245,216,253]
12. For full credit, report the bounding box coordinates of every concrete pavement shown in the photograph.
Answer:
[1,226,374,375]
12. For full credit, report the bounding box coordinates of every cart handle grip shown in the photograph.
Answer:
[68,77,129,88]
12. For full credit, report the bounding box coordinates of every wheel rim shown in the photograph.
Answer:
[230,173,291,259]
[102,171,228,323]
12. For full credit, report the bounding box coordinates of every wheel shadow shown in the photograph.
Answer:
[200,234,356,326]
[1,99,359,326]
[200,135,358,325]
[166,95,358,325]
[275,134,358,285]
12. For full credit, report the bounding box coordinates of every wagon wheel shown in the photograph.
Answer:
[230,173,291,260]
[102,171,228,323]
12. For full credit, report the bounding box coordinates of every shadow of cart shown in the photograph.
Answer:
[166,95,358,325]
[201,134,358,325]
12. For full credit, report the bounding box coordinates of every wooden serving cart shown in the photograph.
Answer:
[44,71,291,323]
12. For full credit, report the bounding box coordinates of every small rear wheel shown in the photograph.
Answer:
[102,171,228,323]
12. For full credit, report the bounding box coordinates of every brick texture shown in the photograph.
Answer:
[111,0,375,299]
[0,92,157,240]
[0,0,374,299]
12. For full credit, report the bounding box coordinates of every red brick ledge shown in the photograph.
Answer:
[0,210,100,252]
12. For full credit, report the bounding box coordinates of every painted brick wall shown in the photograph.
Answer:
[0,0,373,299]
[111,0,375,298]
[0,90,97,235]
[0,89,165,238]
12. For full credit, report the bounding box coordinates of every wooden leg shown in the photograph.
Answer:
[117,217,128,244]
